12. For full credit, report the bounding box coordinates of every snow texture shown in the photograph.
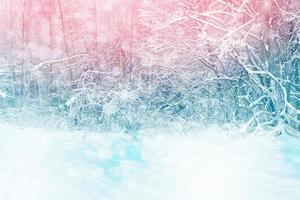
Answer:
[0,124,299,200]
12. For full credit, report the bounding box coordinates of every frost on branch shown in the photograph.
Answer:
[0,0,299,135]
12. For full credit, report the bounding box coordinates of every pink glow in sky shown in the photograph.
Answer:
[0,0,298,64]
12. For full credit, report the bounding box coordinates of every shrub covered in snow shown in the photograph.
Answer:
[0,0,299,135]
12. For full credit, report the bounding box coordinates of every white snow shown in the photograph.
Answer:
[0,90,6,98]
[0,124,299,200]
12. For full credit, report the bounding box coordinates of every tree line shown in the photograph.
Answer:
[0,0,299,135]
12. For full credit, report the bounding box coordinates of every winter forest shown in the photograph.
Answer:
[0,0,300,199]
[0,0,298,135]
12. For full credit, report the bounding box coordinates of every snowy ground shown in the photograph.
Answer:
[0,123,299,200]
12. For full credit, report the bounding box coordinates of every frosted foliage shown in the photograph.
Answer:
[0,1,299,198]
[0,0,298,135]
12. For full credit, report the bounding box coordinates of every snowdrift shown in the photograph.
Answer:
[0,124,299,200]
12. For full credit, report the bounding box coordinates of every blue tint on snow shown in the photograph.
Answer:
[96,139,144,182]
[280,135,300,178]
